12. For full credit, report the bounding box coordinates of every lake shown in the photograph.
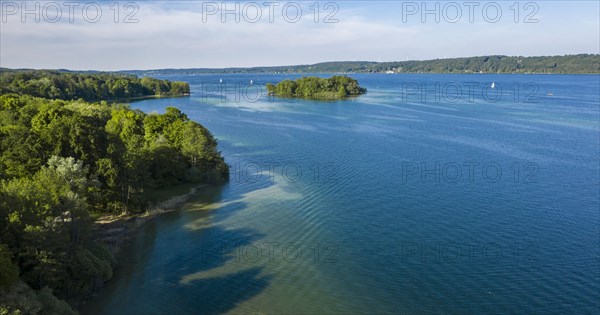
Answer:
[83,74,599,314]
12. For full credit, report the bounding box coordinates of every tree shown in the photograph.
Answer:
[275,80,298,97]
[0,244,19,288]
[0,70,190,101]
[267,76,366,100]
[266,83,275,95]
[0,88,229,309]
[105,109,147,212]
[337,85,347,98]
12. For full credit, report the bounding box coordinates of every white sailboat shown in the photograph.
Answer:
[219,78,223,83]
[491,82,496,89]
[250,80,253,85]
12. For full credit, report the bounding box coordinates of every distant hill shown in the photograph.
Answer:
[120,54,599,75]
[3,55,598,75]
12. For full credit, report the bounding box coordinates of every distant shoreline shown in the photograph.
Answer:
[2,54,598,75]
[118,54,599,75]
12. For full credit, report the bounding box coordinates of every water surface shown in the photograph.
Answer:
[84,74,600,314]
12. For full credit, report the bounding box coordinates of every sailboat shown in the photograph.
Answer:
[250,80,253,85]
[219,78,223,83]
[490,82,496,89]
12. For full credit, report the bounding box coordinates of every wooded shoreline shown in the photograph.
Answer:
[0,71,228,314]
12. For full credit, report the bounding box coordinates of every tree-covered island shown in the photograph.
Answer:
[266,76,367,100]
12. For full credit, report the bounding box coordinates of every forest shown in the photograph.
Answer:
[0,72,227,314]
[122,54,600,75]
[266,76,367,100]
[0,70,190,101]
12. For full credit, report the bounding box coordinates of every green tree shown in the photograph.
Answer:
[0,87,229,309]
[268,76,366,100]
[0,245,19,288]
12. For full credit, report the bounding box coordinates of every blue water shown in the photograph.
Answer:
[84,74,600,314]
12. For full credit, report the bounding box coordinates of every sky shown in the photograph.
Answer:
[1,0,599,70]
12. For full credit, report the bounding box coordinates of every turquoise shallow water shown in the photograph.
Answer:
[83,74,599,314]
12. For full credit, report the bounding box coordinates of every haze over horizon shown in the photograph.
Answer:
[1,1,599,71]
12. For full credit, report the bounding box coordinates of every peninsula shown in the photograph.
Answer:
[0,70,226,314]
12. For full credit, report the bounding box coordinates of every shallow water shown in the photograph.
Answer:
[83,74,600,314]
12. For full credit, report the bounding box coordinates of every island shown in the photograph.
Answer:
[266,76,367,100]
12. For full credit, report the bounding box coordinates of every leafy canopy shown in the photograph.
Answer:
[266,76,367,100]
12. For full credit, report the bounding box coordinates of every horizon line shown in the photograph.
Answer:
[2,53,598,73]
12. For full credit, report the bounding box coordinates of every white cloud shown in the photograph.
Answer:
[1,1,598,70]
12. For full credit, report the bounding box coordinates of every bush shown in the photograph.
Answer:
[37,287,77,315]
[0,282,76,315]
[0,282,43,315]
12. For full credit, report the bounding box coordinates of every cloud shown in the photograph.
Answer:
[1,1,598,70]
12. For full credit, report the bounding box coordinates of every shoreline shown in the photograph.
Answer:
[93,184,206,258]
[85,184,207,302]
[103,93,190,104]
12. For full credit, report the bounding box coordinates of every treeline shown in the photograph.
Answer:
[0,75,227,313]
[266,76,367,100]
[0,70,190,101]
[123,54,600,75]
[379,55,600,74]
